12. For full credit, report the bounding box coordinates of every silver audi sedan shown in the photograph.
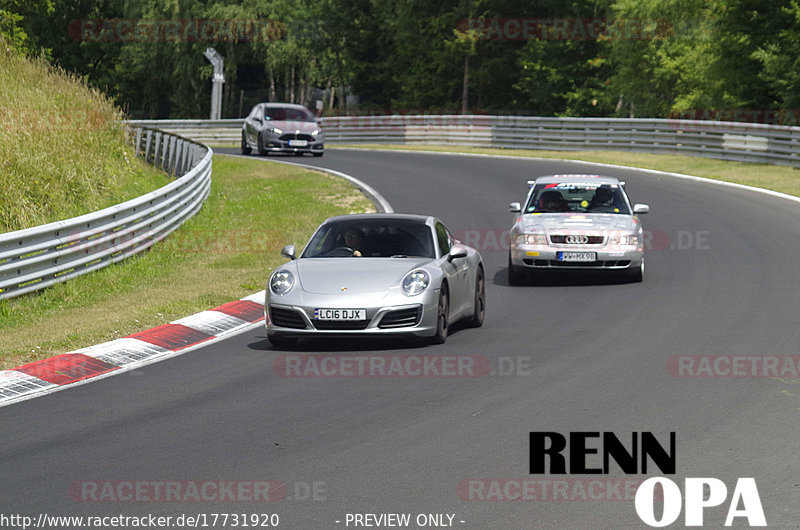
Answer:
[241,102,324,156]
[508,175,650,283]
[265,214,485,347]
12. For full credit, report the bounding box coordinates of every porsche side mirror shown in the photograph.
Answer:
[633,204,650,214]
[280,244,296,260]
[448,246,468,261]
[509,202,521,213]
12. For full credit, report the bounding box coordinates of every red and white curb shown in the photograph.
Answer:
[0,291,266,407]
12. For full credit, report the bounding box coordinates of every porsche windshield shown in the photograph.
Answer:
[302,220,435,258]
[524,182,631,214]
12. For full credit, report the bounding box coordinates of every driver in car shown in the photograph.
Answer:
[588,186,615,211]
[344,228,369,257]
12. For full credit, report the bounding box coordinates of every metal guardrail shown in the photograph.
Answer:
[129,115,800,168]
[0,127,212,300]
[130,119,244,145]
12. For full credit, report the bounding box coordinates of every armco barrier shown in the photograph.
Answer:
[0,128,212,300]
[129,115,800,168]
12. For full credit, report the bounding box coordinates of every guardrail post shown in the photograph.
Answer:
[176,139,185,176]
[181,141,191,173]
[144,129,153,163]
[134,128,143,157]
[153,132,162,169]
[160,134,170,172]
[167,135,177,176]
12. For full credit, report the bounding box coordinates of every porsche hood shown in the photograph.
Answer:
[295,258,431,295]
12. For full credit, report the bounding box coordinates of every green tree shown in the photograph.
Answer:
[0,0,54,54]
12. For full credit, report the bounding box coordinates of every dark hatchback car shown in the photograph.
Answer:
[241,103,324,157]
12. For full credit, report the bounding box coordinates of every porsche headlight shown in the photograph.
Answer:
[270,270,294,295]
[402,270,430,296]
[516,233,547,245]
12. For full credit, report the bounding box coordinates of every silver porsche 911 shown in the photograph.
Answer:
[265,214,485,347]
[508,175,650,283]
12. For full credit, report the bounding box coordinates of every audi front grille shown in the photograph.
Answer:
[549,235,605,245]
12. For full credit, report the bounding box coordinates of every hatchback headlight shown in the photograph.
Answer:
[270,270,294,295]
[311,129,320,136]
[516,233,547,245]
[266,127,283,135]
[402,270,430,296]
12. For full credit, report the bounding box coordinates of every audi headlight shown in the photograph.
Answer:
[609,234,639,246]
[270,270,294,295]
[401,270,430,296]
[516,233,547,245]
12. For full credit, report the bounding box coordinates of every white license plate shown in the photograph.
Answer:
[314,308,366,321]
[557,251,596,262]
[288,139,308,147]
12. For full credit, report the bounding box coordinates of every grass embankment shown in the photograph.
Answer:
[330,144,800,198]
[0,48,167,232]
[0,155,375,369]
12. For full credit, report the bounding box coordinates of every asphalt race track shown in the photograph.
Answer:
[1,148,799,528]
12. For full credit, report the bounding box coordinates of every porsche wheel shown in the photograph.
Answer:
[466,267,485,327]
[431,284,449,344]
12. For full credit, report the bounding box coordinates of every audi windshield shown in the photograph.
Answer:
[525,182,631,215]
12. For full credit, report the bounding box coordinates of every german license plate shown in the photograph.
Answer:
[288,139,308,147]
[314,308,366,321]
[557,251,596,262]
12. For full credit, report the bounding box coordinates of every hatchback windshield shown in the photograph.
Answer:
[302,220,435,258]
[525,182,631,214]
[263,106,316,122]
